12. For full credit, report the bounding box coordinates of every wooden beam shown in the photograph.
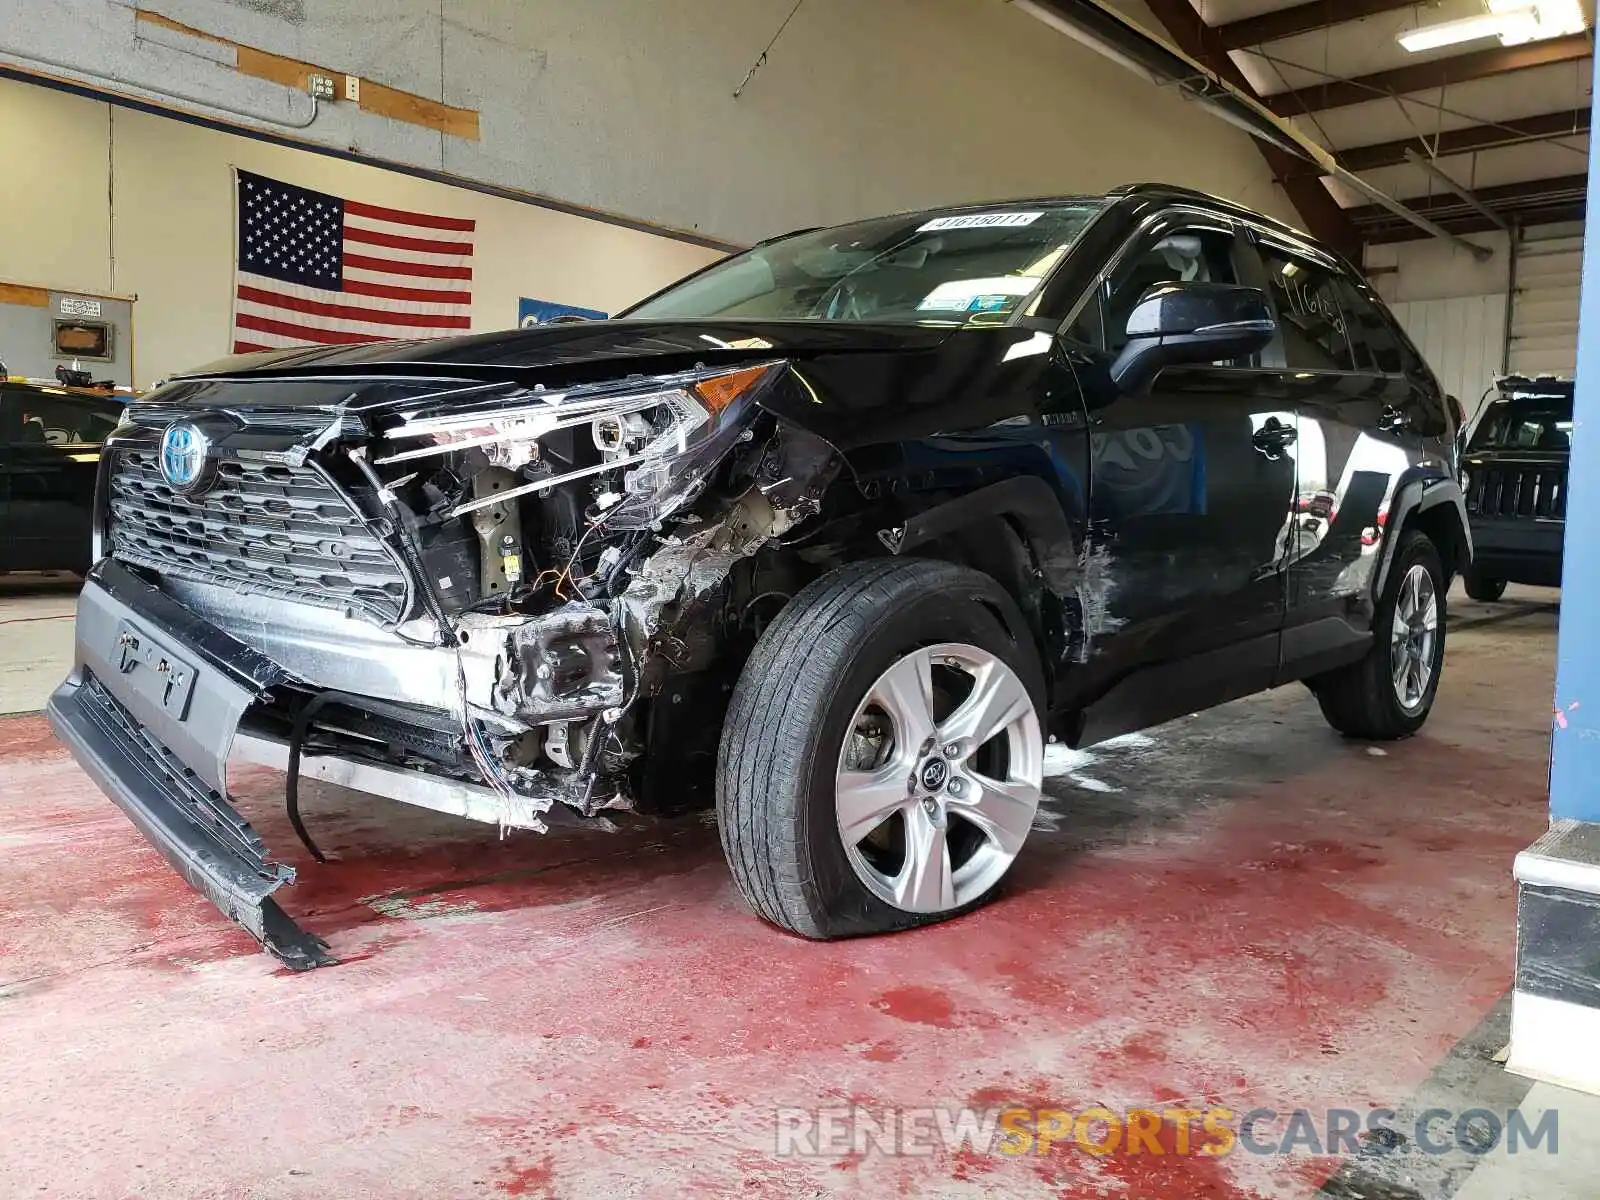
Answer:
[136,10,479,140]
[1265,33,1593,116]
[1338,108,1591,171]
[1136,0,1361,256]
[1215,0,1428,51]
[0,283,49,307]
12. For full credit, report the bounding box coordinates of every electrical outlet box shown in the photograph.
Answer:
[307,73,335,100]
[344,74,360,103]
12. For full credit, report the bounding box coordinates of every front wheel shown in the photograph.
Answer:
[1310,529,1446,740]
[716,559,1045,938]
[1463,569,1507,602]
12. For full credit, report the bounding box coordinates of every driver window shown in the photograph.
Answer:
[1070,224,1244,359]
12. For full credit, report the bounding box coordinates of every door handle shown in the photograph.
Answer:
[1252,418,1297,458]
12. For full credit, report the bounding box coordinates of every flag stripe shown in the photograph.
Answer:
[343,251,473,280]
[236,311,390,345]
[236,298,460,341]
[237,284,472,329]
[339,236,475,268]
[343,223,475,257]
[233,340,272,353]
[239,272,470,320]
[344,198,476,232]
[236,329,354,351]
[342,277,473,306]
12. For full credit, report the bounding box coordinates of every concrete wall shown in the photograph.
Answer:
[0,77,720,386]
[0,0,1298,248]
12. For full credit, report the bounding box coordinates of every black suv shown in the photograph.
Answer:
[48,183,1471,966]
[1460,375,1569,600]
[0,378,123,572]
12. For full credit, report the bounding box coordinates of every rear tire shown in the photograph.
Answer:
[1464,569,1507,602]
[716,559,1045,938]
[1311,529,1445,741]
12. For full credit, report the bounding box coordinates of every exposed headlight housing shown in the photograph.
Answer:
[381,361,784,525]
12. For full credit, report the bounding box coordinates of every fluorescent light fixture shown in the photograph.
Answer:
[1398,0,1587,52]
[1398,10,1523,50]
[1492,0,1588,40]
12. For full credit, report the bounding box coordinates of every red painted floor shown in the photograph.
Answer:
[0,609,1554,1198]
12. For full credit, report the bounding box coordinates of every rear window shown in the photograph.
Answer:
[1469,393,1573,451]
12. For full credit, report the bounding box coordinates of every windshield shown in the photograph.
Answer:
[1470,391,1574,452]
[627,202,1105,326]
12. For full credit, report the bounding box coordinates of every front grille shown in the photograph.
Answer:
[1465,464,1568,521]
[79,673,289,885]
[105,446,410,625]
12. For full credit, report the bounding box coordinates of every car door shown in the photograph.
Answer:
[1060,211,1297,741]
[2,386,118,572]
[1245,235,1435,679]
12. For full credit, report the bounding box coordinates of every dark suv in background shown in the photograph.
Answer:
[1460,375,1570,600]
[49,183,1471,966]
[0,378,122,572]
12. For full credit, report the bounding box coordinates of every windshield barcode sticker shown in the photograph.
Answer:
[917,212,1044,232]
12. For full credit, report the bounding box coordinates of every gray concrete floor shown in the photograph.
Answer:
[0,573,80,714]
[0,573,1591,1199]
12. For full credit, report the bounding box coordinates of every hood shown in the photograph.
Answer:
[178,319,958,381]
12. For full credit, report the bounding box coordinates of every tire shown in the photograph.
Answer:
[716,558,1045,939]
[1463,569,1507,602]
[1311,528,1446,741]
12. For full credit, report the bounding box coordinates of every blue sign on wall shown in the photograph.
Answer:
[518,297,607,327]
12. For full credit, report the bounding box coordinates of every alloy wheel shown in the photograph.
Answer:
[834,643,1043,914]
[1390,563,1439,712]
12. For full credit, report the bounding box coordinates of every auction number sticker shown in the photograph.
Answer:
[917,212,1043,232]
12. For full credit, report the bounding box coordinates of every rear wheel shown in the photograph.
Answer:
[1463,569,1507,602]
[1311,529,1446,741]
[716,559,1044,938]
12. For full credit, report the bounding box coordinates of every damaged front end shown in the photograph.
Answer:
[50,357,841,965]
[359,359,840,823]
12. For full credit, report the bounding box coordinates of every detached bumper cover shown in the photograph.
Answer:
[46,562,333,970]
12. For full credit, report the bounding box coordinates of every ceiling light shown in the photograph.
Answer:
[1398,11,1524,51]
[1397,0,1588,52]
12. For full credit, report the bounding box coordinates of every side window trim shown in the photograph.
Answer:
[1058,204,1234,343]
[1252,233,1365,376]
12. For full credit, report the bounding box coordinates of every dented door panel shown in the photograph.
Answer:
[1063,362,1296,726]
[1278,371,1433,646]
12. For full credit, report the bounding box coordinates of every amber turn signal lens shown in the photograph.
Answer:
[691,363,777,413]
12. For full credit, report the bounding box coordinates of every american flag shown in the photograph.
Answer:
[231,169,474,352]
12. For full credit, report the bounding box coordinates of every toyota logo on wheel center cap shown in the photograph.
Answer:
[919,758,950,792]
[159,422,215,494]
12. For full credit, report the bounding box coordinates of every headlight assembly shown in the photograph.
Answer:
[379,361,784,523]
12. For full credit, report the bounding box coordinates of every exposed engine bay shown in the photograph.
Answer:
[192,361,845,837]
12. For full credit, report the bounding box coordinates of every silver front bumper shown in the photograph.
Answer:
[46,561,334,969]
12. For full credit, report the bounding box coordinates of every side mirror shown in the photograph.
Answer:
[1109,282,1277,395]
